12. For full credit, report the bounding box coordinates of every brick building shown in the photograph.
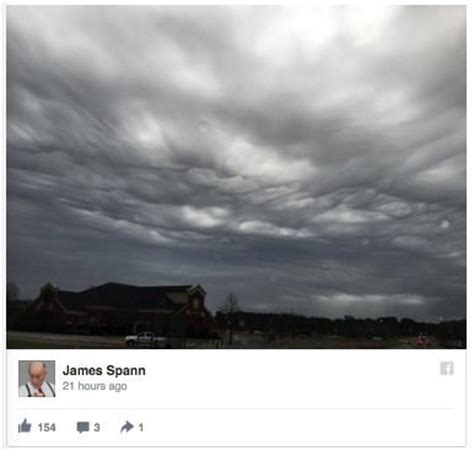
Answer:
[21,282,213,337]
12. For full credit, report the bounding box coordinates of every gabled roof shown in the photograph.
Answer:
[188,284,207,296]
[57,282,194,312]
[56,290,84,313]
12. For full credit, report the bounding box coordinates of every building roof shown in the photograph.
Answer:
[57,282,194,313]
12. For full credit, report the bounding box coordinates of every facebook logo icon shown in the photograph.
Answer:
[440,361,454,376]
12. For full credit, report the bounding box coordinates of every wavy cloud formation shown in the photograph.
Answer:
[7,6,465,320]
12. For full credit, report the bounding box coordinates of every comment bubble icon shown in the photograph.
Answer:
[76,422,90,434]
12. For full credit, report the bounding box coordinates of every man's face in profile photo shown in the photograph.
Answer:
[19,361,56,397]
[29,362,47,391]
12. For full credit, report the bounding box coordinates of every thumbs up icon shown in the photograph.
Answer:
[18,418,32,433]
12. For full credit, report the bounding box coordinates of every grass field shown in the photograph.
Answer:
[7,331,125,349]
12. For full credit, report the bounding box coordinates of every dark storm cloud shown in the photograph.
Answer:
[7,6,465,320]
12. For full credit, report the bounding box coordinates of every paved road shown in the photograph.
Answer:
[7,330,446,349]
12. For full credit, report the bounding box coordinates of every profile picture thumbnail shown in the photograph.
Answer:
[18,360,56,397]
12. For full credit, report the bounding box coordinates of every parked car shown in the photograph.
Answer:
[415,335,432,347]
[125,331,168,348]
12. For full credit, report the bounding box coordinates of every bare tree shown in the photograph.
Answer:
[221,293,239,345]
[7,281,19,303]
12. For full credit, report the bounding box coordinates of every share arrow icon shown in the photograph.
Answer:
[120,421,134,434]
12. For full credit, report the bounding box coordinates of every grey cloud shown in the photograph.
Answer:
[7,6,465,320]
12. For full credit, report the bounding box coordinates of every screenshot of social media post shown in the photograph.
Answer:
[2,2,468,448]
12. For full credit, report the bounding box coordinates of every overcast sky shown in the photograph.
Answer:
[7,6,465,320]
